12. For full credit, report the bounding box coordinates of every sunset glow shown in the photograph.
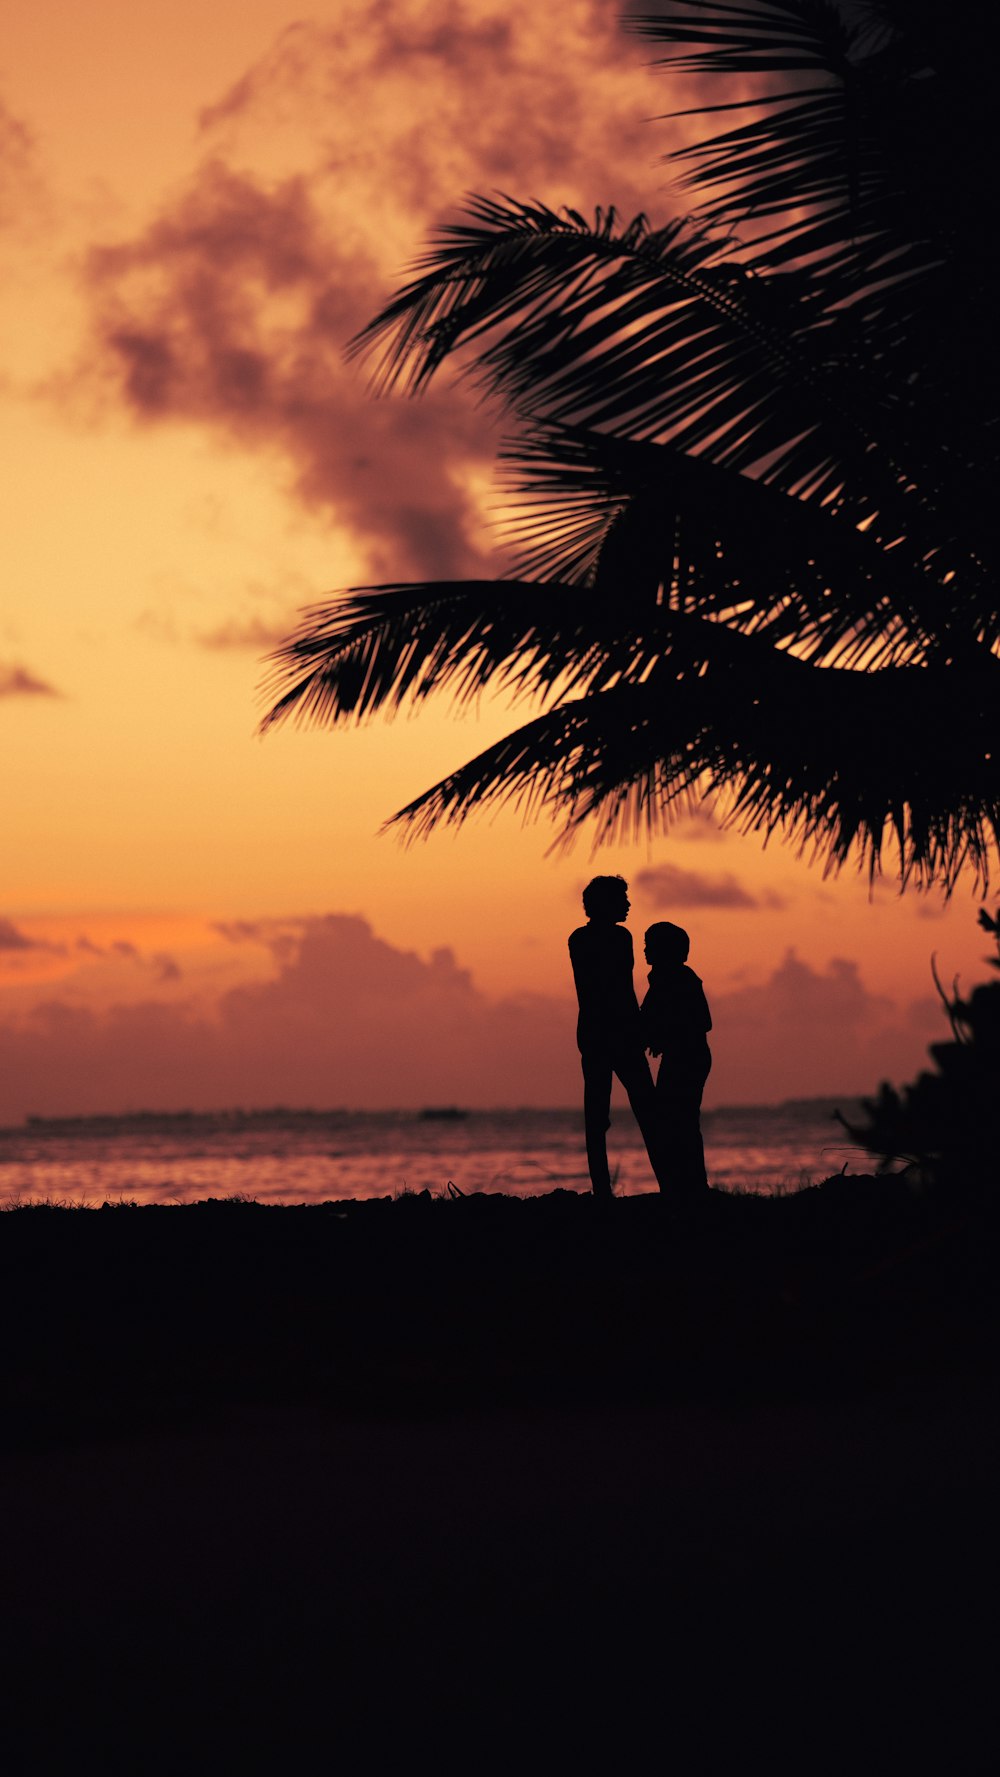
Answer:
[1,0,988,1120]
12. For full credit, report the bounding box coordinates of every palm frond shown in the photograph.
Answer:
[350,197,987,582]
[633,5,908,243]
[257,572,824,732]
[632,3,988,318]
[262,0,1000,889]
[387,645,1000,891]
[499,425,991,666]
[259,580,594,729]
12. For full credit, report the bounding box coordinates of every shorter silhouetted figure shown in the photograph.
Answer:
[641,922,712,1196]
[568,875,668,1198]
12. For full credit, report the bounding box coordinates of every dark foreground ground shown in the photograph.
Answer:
[1,1179,997,1772]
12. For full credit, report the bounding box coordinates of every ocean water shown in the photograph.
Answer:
[0,1101,873,1206]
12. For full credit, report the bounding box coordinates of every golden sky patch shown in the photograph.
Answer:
[0,1,989,1113]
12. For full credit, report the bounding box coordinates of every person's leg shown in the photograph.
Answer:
[581,1051,614,1197]
[679,1081,708,1194]
[616,1049,670,1193]
[655,1065,677,1183]
[661,1059,710,1194]
[688,1058,710,1192]
[686,1052,711,1192]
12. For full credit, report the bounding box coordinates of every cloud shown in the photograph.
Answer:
[72,933,182,983]
[666,807,727,844]
[81,162,499,583]
[0,919,64,956]
[74,1,662,586]
[0,663,61,698]
[212,918,271,944]
[0,913,579,1121]
[710,950,938,1105]
[0,96,46,239]
[636,862,786,911]
[0,920,36,953]
[0,913,955,1122]
[0,97,33,165]
[210,917,303,962]
[198,616,292,651]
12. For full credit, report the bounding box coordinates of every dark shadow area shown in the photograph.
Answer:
[0,1181,996,1771]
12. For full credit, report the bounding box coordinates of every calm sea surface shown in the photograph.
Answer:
[0,1102,873,1205]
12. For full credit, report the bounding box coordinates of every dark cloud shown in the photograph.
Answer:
[82,163,497,582]
[636,862,786,911]
[72,934,182,982]
[0,919,64,956]
[0,916,65,959]
[0,914,580,1121]
[198,12,526,135]
[196,6,655,212]
[0,920,36,953]
[76,1,662,585]
[210,918,305,956]
[0,663,61,698]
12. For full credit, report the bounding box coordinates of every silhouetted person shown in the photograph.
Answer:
[641,922,712,1196]
[568,875,668,1198]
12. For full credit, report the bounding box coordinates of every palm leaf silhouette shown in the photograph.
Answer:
[262,1,999,887]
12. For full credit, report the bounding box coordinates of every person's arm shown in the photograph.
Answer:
[568,928,588,1005]
[567,928,578,978]
[641,986,662,1056]
[676,966,711,1034]
[620,928,638,1000]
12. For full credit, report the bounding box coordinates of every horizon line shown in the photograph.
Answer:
[4,1094,867,1133]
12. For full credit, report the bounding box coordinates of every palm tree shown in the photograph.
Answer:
[261,1,999,890]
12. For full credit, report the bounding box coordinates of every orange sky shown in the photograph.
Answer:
[0,0,991,1119]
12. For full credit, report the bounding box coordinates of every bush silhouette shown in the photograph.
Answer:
[845,909,1000,1193]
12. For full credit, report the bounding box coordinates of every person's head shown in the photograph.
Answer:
[644,921,690,967]
[582,874,630,924]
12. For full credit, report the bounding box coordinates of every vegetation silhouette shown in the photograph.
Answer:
[261,1,998,891]
[843,908,1000,1194]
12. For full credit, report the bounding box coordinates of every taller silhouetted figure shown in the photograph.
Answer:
[568,875,667,1198]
